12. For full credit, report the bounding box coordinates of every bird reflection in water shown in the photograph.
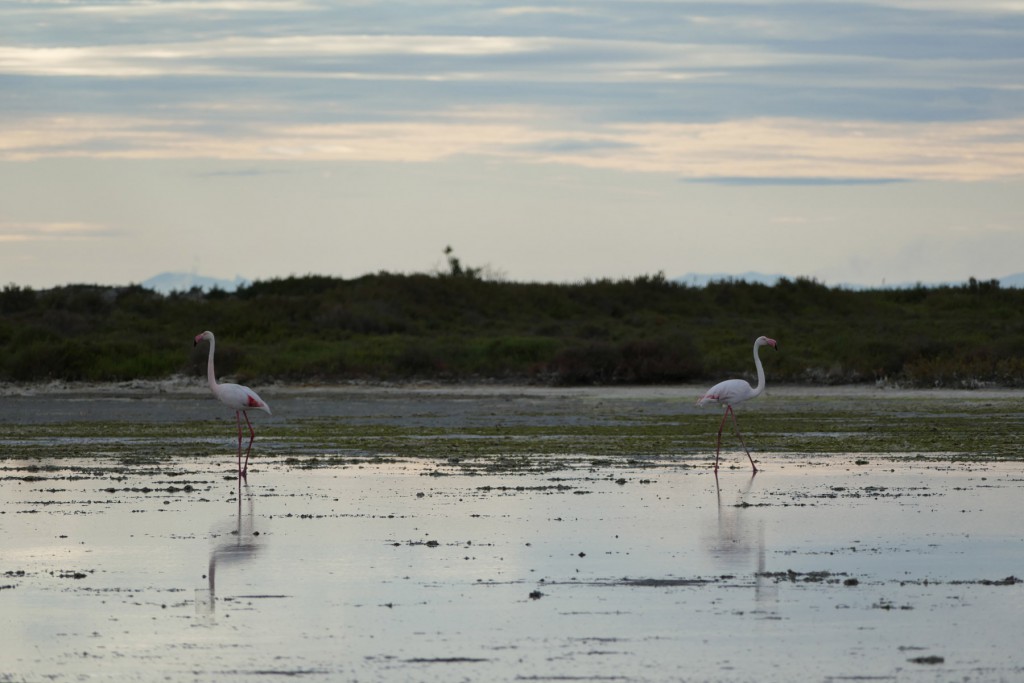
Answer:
[196,478,262,616]
[707,472,777,605]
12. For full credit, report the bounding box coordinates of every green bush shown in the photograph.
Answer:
[2,273,1024,386]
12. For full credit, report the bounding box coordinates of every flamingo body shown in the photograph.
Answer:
[698,336,777,472]
[194,330,270,477]
[697,378,757,409]
[211,380,271,415]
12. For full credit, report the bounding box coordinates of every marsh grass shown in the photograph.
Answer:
[3,274,1024,386]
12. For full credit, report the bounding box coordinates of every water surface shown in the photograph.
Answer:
[3,451,1022,682]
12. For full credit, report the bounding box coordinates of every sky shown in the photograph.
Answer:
[1,0,1023,289]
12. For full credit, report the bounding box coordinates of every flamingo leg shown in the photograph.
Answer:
[728,408,758,473]
[241,410,256,476]
[235,411,244,476]
[714,408,730,471]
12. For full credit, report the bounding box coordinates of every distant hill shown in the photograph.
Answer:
[142,272,249,294]
[674,272,1024,289]
[999,273,1024,288]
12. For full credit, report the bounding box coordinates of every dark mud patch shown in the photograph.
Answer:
[953,575,1021,586]
[404,657,490,664]
[243,669,330,677]
[757,570,852,584]
[548,577,721,588]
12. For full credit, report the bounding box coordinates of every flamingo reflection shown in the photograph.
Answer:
[707,472,777,604]
[197,478,262,615]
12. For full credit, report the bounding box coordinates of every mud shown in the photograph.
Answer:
[2,384,1023,682]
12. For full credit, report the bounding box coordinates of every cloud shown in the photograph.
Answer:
[2,1,1022,130]
[3,113,1023,182]
[685,177,905,186]
[0,35,548,79]
[871,0,1024,12]
[519,137,638,155]
[1,26,1013,91]
[37,0,315,16]
[0,32,990,89]
[1,2,1022,180]
[0,222,115,242]
[494,6,591,18]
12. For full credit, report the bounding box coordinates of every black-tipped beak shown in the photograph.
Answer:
[193,339,198,348]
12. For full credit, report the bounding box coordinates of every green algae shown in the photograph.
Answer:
[1,388,1022,468]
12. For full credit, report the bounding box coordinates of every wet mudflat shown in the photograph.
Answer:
[2,383,1023,682]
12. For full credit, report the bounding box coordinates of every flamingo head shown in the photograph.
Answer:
[756,336,778,351]
[194,330,214,347]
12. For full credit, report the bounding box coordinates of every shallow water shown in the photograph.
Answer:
[3,452,1023,682]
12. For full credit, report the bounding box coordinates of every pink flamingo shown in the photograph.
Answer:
[697,336,778,472]
[194,331,271,478]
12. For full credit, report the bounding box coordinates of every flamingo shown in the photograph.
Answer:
[697,336,778,472]
[194,331,271,478]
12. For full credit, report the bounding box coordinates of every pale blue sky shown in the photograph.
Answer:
[2,1,1022,288]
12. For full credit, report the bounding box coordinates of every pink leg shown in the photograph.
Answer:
[729,408,758,473]
[241,410,256,476]
[235,411,244,476]
[714,408,729,471]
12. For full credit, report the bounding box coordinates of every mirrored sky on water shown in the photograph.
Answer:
[3,456,1023,681]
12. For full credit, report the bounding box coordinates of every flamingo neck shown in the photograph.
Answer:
[751,342,767,399]
[206,335,219,391]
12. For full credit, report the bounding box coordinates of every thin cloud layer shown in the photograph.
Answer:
[0,222,115,242]
[1,1,1022,182]
[4,114,1023,181]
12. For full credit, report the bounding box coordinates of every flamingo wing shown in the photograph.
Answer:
[214,382,272,414]
[698,379,754,407]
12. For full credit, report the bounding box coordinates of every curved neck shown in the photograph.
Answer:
[206,335,219,390]
[750,343,766,398]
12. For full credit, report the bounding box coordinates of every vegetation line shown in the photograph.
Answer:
[1,270,1020,387]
